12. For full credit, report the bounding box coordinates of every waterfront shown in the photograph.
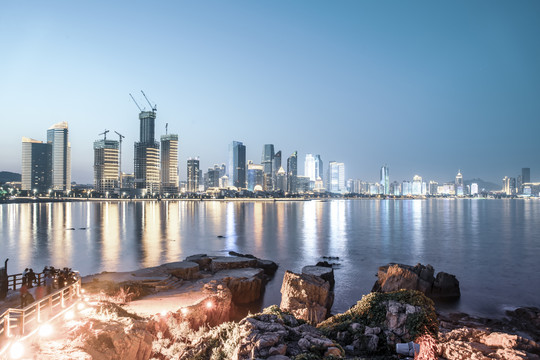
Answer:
[1,199,539,317]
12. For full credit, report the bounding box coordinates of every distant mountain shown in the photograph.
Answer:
[464,178,500,192]
[0,171,21,183]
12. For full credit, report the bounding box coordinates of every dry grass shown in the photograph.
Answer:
[83,280,153,304]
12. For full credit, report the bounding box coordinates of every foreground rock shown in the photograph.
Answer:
[372,263,460,299]
[280,270,334,325]
[318,289,438,357]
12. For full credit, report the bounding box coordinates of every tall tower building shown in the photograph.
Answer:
[228,141,246,189]
[287,151,298,194]
[47,122,71,192]
[187,158,200,192]
[21,137,52,193]
[314,154,323,182]
[455,170,464,196]
[160,134,179,194]
[93,139,119,193]
[327,161,345,193]
[247,162,265,191]
[380,165,390,195]
[304,154,316,181]
[272,150,282,190]
[522,168,531,183]
[261,144,274,190]
[134,110,160,194]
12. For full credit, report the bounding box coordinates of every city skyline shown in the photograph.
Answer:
[2,1,540,183]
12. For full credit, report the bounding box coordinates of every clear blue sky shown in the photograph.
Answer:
[1,1,539,184]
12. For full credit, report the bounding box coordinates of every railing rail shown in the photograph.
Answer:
[6,272,47,291]
[0,276,81,341]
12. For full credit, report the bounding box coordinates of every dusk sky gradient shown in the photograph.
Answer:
[1,1,540,184]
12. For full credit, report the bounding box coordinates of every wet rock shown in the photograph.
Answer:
[372,263,460,299]
[302,265,335,291]
[219,268,264,304]
[280,270,333,325]
[210,256,258,273]
[184,254,212,271]
[256,259,278,276]
[162,261,199,280]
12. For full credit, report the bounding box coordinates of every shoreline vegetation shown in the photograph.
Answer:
[5,254,537,359]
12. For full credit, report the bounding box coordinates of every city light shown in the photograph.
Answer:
[180,307,188,315]
[206,301,213,309]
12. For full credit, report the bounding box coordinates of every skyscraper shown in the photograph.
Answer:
[21,137,52,193]
[93,139,119,193]
[276,166,286,192]
[304,154,316,183]
[287,151,298,194]
[314,154,323,182]
[247,162,265,191]
[228,141,246,189]
[261,144,274,190]
[47,122,71,192]
[380,165,390,195]
[455,170,464,196]
[187,158,200,192]
[134,110,160,194]
[272,150,282,190]
[522,168,531,183]
[160,134,179,194]
[412,175,423,195]
[327,161,345,193]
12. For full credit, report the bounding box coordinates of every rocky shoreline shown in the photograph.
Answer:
[15,256,540,359]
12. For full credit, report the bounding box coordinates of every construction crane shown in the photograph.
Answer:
[165,123,168,135]
[99,129,109,140]
[129,93,143,112]
[141,90,157,112]
[114,131,125,188]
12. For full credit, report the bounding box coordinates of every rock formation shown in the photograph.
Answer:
[372,263,460,299]
[318,289,439,357]
[280,270,334,325]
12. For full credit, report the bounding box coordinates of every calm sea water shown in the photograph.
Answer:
[1,199,539,317]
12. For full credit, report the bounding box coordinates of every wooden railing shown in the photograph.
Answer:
[0,277,81,341]
[6,272,47,291]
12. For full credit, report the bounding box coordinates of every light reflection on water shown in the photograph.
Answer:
[1,199,540,317]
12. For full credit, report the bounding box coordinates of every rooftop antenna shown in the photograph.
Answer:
[99,129,109,140]
[114,131,125,188]
[141,90,157,112]
[129,93,143,112]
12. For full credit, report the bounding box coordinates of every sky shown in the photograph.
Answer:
[1,1,540,184]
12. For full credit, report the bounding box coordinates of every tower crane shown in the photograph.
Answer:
[141,90,157,112]
[99,129,109,140]
[129,93,143,112]
[165,123,168,135]
[114,131,125,188]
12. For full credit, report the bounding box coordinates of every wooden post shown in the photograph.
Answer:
[49,295,53,318]
[21,311,25,335]
[37,301,41,323]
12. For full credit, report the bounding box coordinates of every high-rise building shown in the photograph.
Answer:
[428,181,439,195]
[471,183,479,195]
[134,111,160,194]
[229,141,246,189]
[93,139,119,193]
[304,154,316,182]
[287,151,298,194]
[380,165,390,195]
[47,122,71,192]
[327,161,345,193]
[272,150,282,190]
[160,134,179,194]
[503,176,516,196]
[315,155,323,182]
[205,165,222,189]
[21,137,52,193]
[247,162,265,191]
[297,176,311,193]
[276,166,286,192]
[522,168,531,183]
[455,170,464,196]
[262,144,274,190]
[187,158,200,192]
[412,175,422,195]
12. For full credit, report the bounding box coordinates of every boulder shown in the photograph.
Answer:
[280,270,333,325]
[302,265,335,291]
[210,256,258,273]
[162,261,199,280]
[372,263,460,299]
[219,268,265,304]
[184,254,212,271]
